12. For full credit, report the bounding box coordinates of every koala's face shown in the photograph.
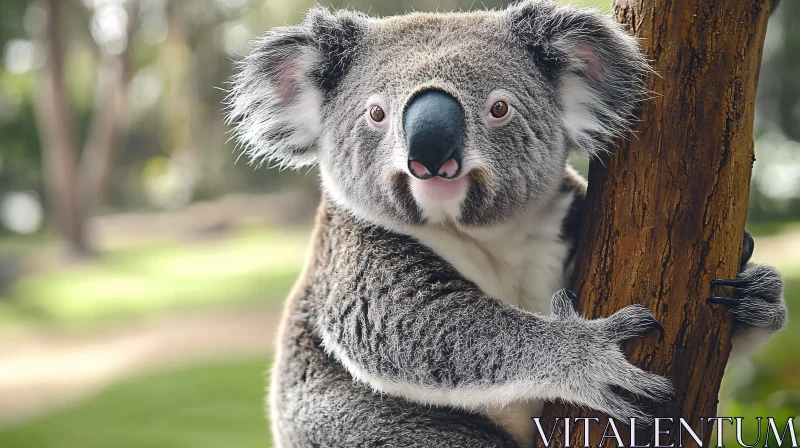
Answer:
[228,1,647,229]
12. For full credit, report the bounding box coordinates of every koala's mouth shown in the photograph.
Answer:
[404,167,491,204]
[409,175,470,202]
[389,168,492,225]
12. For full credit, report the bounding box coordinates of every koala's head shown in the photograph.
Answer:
[227,1,647,229]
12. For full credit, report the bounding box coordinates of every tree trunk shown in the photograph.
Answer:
[35,0,91,256]
[536,0,774,446]
[77,59,129,213]
[78,0,137,213]
[35,0,139,256]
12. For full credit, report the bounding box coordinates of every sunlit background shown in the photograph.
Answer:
[0,0,797,447]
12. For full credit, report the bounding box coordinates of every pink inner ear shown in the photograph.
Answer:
[276,59,301,104]
[574,42,604,82]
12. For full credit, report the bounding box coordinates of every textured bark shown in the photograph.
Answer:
[536,0,774,446]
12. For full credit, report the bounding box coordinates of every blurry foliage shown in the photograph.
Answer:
[0,0,41,194]
[0,0,319,232]
[748,0,800,226]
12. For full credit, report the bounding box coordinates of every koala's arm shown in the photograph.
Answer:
[314,213,672,422]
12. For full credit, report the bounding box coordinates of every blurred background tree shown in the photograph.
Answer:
[0,1,797,447]
[0,0,325,253]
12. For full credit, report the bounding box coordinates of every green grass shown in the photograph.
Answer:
[0,227,308,330]
[747,219,800,238]
[0,357,273,448]
[0,231,50,257]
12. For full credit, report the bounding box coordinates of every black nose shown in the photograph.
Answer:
[403,90,464,180]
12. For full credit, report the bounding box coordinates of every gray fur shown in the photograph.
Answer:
[271,207,519,447]
[730,263,787,339]
[718,262,788,363]
[226,1,787,446]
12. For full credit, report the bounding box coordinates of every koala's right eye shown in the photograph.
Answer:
[369,105,386,123]
[490,101,509,118]
[365,96,389,129]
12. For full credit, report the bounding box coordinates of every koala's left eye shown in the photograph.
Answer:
[490,101,509,118]
[370,105,386,122]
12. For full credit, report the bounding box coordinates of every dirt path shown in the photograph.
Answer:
[0,305,282,428]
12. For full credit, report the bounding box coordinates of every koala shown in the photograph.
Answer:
[227,1,788,446]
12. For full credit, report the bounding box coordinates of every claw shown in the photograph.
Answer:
[565,289,579,310]
[650,319,665,341]
[711,278,751,287]
[707,296,740,307]
[740,230,754,269]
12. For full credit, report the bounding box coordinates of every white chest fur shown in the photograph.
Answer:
[406,193,574,446]
[407,193,573,313]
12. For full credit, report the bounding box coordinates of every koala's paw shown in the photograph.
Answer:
[710,264,787,331]
[551,290,674,424]
[708,231,787,333]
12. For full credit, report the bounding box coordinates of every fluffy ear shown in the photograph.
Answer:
[505,1,650,155]
[226,7,367,168]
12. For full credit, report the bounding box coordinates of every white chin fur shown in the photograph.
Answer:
[411,185,466,224]
[412,154,485,225]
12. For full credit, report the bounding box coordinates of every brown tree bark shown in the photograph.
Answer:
[536,0,774,446]
[35,0,90,256]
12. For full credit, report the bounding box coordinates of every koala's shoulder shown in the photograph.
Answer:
[315,196,424,262]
